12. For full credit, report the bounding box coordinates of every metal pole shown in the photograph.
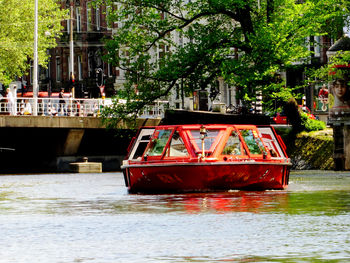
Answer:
[33,0,38,115]
[181,78,184,109]
[70,0,75,98]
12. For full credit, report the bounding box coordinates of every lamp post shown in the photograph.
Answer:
[33,0,38,115]
[199,125,207,160]
[70,0,75,98]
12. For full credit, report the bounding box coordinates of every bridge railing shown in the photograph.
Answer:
[0,97,168,118]
[140,100,169,118]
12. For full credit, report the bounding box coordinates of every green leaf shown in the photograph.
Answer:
[0,0,67,85]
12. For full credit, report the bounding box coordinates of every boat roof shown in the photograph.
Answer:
[142,124,259,129]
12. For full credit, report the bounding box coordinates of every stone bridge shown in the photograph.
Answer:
[0,115,161,173]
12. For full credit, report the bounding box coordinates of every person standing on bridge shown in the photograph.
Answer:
[23,99,32,115]
[6,87,16,115]
[58,88,66,116]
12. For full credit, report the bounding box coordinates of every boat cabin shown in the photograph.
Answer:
[125,124,287,164]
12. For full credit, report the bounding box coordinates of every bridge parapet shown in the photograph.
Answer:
[1,97,168,119]
[0,115,161,129]
[0,97,165,129]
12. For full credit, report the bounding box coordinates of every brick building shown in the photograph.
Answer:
[31,0,116,98]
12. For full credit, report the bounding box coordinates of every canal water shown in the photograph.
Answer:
[0,171,349,263]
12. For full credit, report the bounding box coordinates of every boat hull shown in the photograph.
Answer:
[123,162,290,193]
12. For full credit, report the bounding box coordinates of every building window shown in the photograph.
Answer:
[88,52,93,77]
[78,56,83,80]
[66,18,70,34]
[107,63,113,77]
[314,36,321,57]
[106,6,112,30]
[178,31,183,47]
[86,2,91,31]
[344,20,350,37]
[96,6,100,31]
[29,62,33,84]
[39,66,47,81]
[46,62,50,79]
[56,57,61,82]
[76,7,81,32]
[67,55,71,78]
[175,84,180,100]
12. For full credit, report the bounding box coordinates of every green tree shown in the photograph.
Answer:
[0,0,67,85]
[97,0,349,123]
[309,50,350,83]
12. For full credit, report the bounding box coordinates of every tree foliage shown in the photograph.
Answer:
[0,0,67,85]
[96,0,349,122]
[301,112,326,131]
[308,50,350,86]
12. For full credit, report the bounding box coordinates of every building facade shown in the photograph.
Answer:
[29,0,116,98]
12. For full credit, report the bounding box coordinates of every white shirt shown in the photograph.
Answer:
[24,102,32,114]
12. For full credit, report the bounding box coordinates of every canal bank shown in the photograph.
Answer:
[283,128,335,170]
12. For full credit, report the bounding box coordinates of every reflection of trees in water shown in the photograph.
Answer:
[123,185,350,215]
[287,191,350,215]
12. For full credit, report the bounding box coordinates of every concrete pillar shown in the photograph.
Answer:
[63,129,85,155]
[333,125,345,170]
[344,125,350,170]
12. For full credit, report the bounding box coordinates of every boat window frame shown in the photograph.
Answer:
[128,127,156,161]
[237,127,269,158]
[143,127,175,160]
[185,128,224,157]
[219,127,248,158]
[258,127,286,159]
[162,128,191,159]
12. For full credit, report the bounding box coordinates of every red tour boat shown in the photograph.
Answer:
[122,124,291,193]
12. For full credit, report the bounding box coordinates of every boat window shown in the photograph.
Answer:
[145,129,173,156]
[189,129,220,152]
[166,131,189,157]
[258,127,284,158]
[140,135,151,140]
[222,130,246,155]
[128,128,155,160]
[239,129,266,155]
[133,142,149,159]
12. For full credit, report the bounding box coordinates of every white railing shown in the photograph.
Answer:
[0,97,168,118]
[140,100,169,118]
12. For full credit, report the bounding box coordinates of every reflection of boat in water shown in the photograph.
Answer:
[122,124,291,193]
[126,191,289,214]
[169,191,289,214]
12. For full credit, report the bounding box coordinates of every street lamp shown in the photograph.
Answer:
[70,0,75,98]
[33,0,38,115]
